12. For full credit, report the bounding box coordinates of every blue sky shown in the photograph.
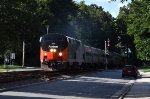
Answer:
[73,0,131,18]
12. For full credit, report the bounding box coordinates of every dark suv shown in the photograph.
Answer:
[122,65,138,78]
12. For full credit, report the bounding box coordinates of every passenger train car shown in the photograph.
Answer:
[40,33,124,70]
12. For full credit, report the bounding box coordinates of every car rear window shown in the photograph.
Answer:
[124,65,135,70]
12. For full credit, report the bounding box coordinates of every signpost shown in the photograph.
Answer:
[10,53,15,65]
[4,50,16,72]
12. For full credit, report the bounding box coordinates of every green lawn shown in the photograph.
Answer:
[140,69,150,72]
[0,65,24,72]
[0,69,6,72]
[139,66,150,72]
[0,65,24,69]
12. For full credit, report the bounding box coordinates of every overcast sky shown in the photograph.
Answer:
[73,0,131,18]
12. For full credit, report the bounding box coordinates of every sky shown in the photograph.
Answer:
[73,0,131,18]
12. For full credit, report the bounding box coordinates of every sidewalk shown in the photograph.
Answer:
[124,72,150,99]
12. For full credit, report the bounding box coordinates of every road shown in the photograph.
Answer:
[0,70,134,99]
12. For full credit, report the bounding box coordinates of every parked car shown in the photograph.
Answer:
[122,65,138,78]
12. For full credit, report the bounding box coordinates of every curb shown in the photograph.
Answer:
[111,79,135,99]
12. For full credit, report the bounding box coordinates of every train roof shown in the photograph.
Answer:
[41,33,122,56]
[66,36,81,42]
[84,45,104,52]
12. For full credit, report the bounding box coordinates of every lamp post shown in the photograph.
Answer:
[125,46,131,64]
[105,41,107,70]
[46,25,49,34]
[105,38,110,70]
[22,41,25,67]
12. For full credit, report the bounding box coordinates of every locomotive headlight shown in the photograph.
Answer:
[44,53,47,56]
[50,49,54,52]
[59,52,62,57]
[53,49,56,52]
[40,59,43,62]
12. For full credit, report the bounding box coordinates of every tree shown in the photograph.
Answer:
[0,0,78,66]
[0,0,127,66]
[0,0,42,65]
[72,1,116,50]
[42,0,78,35]
[118,0,150,65]
[128,1,150,62]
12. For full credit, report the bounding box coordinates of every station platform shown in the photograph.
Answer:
[6,67,43,72]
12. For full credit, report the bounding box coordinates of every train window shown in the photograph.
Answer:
[76,41,80,48]
[76,41,80,45]
[94,53,98,56]
[69,39,72,44]
[102,54,105,57]
[83,54,85,59]
[74,52,76,59]
[80,42,82,46]
[86,52,91,56]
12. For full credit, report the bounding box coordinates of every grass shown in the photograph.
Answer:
[0,65,24,69]
[0,69,6,72]
[140,69,150,72]
[0,65,25,72]
[139,66,150,72]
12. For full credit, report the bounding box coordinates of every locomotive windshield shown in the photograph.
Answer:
[41,33,68,51]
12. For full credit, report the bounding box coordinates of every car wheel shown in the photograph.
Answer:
[134,75,137,79]
[122,74,125,78]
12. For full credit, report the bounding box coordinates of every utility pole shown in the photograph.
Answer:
[46,25,49,34]
[22,41,25,67]
[105,41,108,70]
[105,38,110,70]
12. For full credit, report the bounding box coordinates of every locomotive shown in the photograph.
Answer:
[40,33,124,71]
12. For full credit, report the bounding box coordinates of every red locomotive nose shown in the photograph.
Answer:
[43,50,62,61]
[40,47,68,63]
[45,52,54,61]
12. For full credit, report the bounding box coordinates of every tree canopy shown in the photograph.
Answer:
[117,0,150,65]
[0,0,149,66]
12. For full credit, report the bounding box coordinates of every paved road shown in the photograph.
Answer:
[0,70,134,99]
